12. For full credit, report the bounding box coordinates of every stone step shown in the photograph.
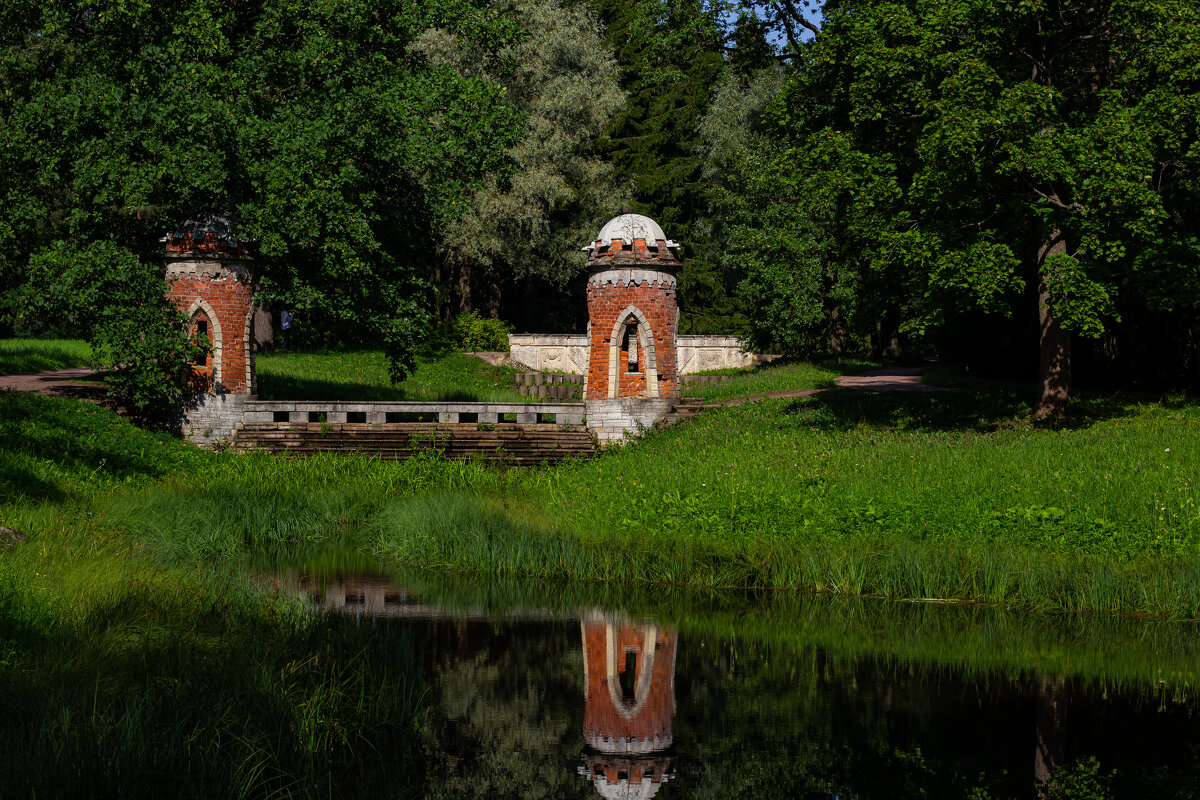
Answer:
[231,421,597,464]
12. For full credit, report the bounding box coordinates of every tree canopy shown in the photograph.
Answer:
[706,0,1200,411]
[0,0,620,401]
[3,0,1198,412]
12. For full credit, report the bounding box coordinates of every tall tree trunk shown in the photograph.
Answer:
[828,305,847,354]
[1034,674,1065,795]
[881,308,902,357]
[1033,227,1071,419]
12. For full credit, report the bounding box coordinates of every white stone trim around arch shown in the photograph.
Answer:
[606,305,658,399]
[243,304,257,395]
[604,624,659,719]
[185,297,223,390]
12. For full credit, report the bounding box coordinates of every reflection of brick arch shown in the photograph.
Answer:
[581,619,676,754]
[605,625,659,717]
[186,297,223,389]
[606,306,658,399]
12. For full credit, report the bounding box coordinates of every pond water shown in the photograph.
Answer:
[279,568,1200,799]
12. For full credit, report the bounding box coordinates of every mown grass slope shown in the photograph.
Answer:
[256,349,528,402]
[0,338,91,374]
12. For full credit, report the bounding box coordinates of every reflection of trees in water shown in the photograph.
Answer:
[417,620,589,799]
[288,575,1200,799]
[671,641,1034,799]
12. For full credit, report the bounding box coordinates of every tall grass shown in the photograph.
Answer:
[256,349,529,402]
[389,566,1200,696]
[0,337,92,374]
[356,388,1200,617]
[0,518,427,797]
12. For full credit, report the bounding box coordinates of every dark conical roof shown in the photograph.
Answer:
[163,209,253,254]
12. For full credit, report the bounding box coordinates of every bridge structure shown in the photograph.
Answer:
[167,211,713,461]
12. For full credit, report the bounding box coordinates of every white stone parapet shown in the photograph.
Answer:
[509,334,590,373]
[241,400,586,426]
[509,333,764,375]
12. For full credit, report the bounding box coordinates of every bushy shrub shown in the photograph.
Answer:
[24,241,207,418]
[449,310,510,353]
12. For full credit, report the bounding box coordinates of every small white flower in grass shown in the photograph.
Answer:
[1166,448,1171,452]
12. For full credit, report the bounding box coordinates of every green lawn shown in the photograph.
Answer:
[0,338,91,374]
[6,375,1200,617]
[256,349,530,402]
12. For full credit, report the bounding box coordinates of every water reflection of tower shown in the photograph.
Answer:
[579,615,677,799]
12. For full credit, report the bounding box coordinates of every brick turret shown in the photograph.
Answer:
[582,214,681,442]
[583,214,680,401]
[163,210,257,395]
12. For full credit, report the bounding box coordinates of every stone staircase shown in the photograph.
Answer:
[232,422,596,465]
[514,372,584,400]
[654,397,718,429]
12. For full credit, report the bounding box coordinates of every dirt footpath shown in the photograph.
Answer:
[834,365,952,392]
[0,366,108,402]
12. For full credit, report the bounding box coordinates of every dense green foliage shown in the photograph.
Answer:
[448,311,511,354]
[421,0,624,319]
[704,0,1200,409]
[589,0,744,334]
[0,0,622,392]
[25,242,207,412]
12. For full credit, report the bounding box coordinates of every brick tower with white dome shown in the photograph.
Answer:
[582,213,681,440]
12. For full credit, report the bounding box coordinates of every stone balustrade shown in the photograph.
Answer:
[241,400,586,426]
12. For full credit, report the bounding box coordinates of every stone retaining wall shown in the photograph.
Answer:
[178,393,247,446]
[584,398,675,444]
[509,333,764,375]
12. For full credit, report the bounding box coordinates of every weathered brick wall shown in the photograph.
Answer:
[165,257,255,395]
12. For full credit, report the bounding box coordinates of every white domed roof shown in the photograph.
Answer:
[590,777,665,800]
[584,214,679,251]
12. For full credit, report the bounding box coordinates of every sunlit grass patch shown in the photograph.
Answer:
[256,349,529,402]
[0,338,91,374]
